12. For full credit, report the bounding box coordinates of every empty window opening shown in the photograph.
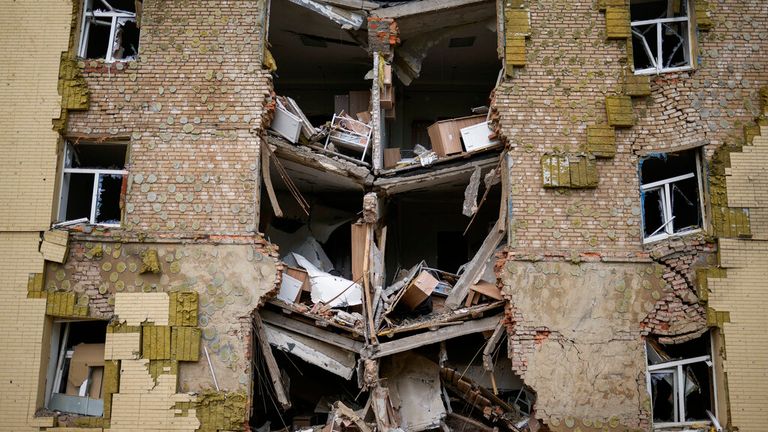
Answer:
[59,142,128,226]
[640,148,703,243]
[79,0,140,62]
[630,0,692,74]
[45,320,108,417]
[384,16,501,162]
[646,333,719,429]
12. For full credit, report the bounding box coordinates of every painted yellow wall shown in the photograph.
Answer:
[0,0,72,430]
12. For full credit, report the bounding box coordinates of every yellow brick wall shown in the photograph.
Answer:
[0,233,50,431]
[0,0,71,231]
[708,239,768,431]
[0,1,73,430]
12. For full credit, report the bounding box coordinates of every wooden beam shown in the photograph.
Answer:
[253,313,291,410]
[377,300,504,337]
[261,139,283,218]
[374,156,498,195]
[445,218,505,309]
[368,315,501,359]
[482,320,506,371]
[372,0,489,18]
[260,309,365,353]
[445,412,495,432]
[322,0,380,10]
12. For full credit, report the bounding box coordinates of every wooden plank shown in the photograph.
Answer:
[253,313,291,409]
[372,0,488,18]
[260,309,364,352]
[261,141,284,217]
[470,281,503,300]
[374,157,498,195]
[445,218,505,309]
[264,323,357,380]
[321,0,380,11]
[482,320,506,371]
[368,315,501,359]
[377,300,504,337]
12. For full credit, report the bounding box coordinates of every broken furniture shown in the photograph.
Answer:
[325,114,373,161]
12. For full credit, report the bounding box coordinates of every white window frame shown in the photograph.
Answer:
[641,151,704,244]
[630,0,693,75]
[58,142,128,227]
[646,354,714,429]
[78,0,137,63]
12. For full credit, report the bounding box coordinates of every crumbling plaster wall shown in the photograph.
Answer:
[0,1,74,430]
[495,0,768,430]
[501,261,667,430]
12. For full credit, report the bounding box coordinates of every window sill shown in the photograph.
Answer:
[653,420,711,430]
[633,65,693,76]
[642,227,702,245]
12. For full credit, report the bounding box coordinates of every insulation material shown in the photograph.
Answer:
[46,291,88,317]
[381,352,446,431]
[169,291,199,327]
[586,125,617,158]
[605,95,635,127]
[142,325,172,360]
[294,253,363,307]
[264,324,356,380]
[172,327,201,361]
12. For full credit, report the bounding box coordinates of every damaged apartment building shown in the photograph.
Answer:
[1,0,767,431]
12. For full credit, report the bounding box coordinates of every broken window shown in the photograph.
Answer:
[640,148,703,243]
[78,0,140,62]
[58,142,128,226]
[646,334,720,429]
[45,321,108,417]
[630,0,692,74]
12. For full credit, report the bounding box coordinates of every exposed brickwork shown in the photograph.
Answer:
[67,0,273,236]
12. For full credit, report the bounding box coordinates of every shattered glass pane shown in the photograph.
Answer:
[651,370,677,422]
[671,176,701,233]
[630,0,687,21]
[632,24,658,71]
[84,18,112,59]
[113,19,140,60]
[640,150,696,184]
[94,174,124,224]
[661,21,689,69]
[64,173,95,221]
[642,187,665,238]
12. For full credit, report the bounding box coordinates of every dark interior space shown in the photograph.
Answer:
[384,181,501,279]
[68,143,127,169]
[269,0,371,125]
[95,174,124,224]
[64,173,95,221]
[251,343,364,431]
[386,17,500,151]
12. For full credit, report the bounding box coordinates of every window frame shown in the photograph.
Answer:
[630,0,694,75]
[645,354,715,428]
[78,0,138,63]
[640,150,705,244]
[57,142,128,227]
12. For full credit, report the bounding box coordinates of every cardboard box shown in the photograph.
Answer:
[349,90,371,117]
[278,266,309,303]
[460,121,500,153]
[65,343,105,398]
[401,271,439,309]
[334,94,350,115]
[384,148,401,169]
[427,115,486,157]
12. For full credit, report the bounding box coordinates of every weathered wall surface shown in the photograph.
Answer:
[0,1,73,430]
[495,0,768,430]
[67,0,272,235]
[501,261,667,430]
